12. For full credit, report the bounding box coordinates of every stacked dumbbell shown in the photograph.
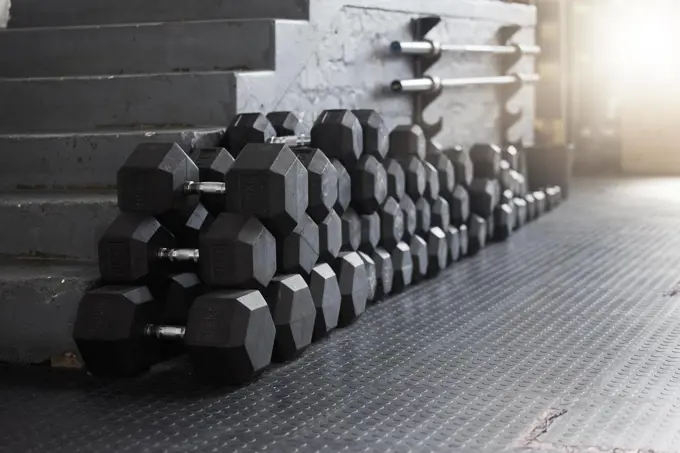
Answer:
[223,110,386,328]
[75,135,362,384]
[386,125,455,282]
[74,106,565,386]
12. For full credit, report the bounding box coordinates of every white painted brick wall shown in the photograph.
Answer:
[237,0,537,149]
[0,0,9,27]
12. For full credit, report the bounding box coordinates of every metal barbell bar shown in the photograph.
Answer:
[390,73,540,93]
[390,40,541,57]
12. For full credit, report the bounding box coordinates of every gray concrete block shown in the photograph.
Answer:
[0,20,276,77]
[0,72,237,133]
[0,191,117,260]
[0,257,99,364]
[0,128,223,190]
[9,0,308,27]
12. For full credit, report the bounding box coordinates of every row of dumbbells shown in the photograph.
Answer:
[73,109,563,385]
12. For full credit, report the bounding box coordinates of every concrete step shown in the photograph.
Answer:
[0,20,276,78]
[0,257,99,364]
[0,191,117,261]
[0,128,224,190]
[0,72,238,134]
[9,0,308,28]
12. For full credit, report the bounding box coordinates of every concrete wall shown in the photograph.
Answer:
[0,0,9,27]
[237,0,537,149]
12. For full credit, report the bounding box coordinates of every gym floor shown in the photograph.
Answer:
[2,177,680,453]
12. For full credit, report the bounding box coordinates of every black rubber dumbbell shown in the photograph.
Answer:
[73,286,276,384]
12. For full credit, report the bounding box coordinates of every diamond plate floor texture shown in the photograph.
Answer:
[2,177,680,453]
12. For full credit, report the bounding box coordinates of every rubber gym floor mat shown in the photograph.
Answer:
[2,177,680,453]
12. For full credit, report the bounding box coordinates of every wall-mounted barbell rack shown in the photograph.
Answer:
[391,73,540,93]
[391,41,541,57]
[392,15,540,145]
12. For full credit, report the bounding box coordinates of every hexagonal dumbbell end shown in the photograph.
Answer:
[352,109,389,160]
[266,111,306,137]
[200,213,277,288]
[524,193,537,220]
[423,161,440,202]
[513,197,528,229]
[223,113,277,156]
[318,210,342,262]
[358,251,378,303]
[443,146,473,189]
[409,235,429,283]
[446,226,461,264]
[225,143,308,236]
[431,197,450,231]
[189,147,235,215]
[426,146,456,195]
[398,156,426,199]
[388,124,426,160]
[545,186,560,210]
[352,155,387,214]
[485,214,495,241]
[427,227,448,277]
[311,110,364,169]
[340,208,361,252]
[73,285,160,378]
[470,143,502,179]
[415,197,432,236]
[383,158,406,201]
[533,190,547,216]
[500,189,514,206]
[499,160,513,192]
[277,214,320,276]
[469,178,498,219]
[502,145,520,170]
[467,215,487,256]
[117,142,199,216]
[448,185,470,227]
[333,252,369,327]
[159,202,213,249]
[371,248,394,301]
[399,194,418,243]
[160,273,204,326]
[98,213,174,283]
[510,170,526,197]
[189,147,234,184]
[293,148,338,223]
[494,204,514,241]
[391,242,414,293]
[185,289,276,384]
[379,197,405,250]
[307,264,341,342]
[264,274,316,362]
[332,159,352,215]
[359,212,381,254]
[458,224,470,257]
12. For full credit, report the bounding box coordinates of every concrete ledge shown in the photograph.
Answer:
[0,257,99,364]
[0,20,276,77]
[0,72,237,133]
[0,129,223,190]
[8,0,309,27]
[0,191,117,260]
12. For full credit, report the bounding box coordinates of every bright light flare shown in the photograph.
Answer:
[594,1,680,88]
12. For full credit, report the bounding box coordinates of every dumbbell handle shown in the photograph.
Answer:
[144,325,186,340]
[183,181,226,195]
[157,248,200,262]
[266,135,311,147]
